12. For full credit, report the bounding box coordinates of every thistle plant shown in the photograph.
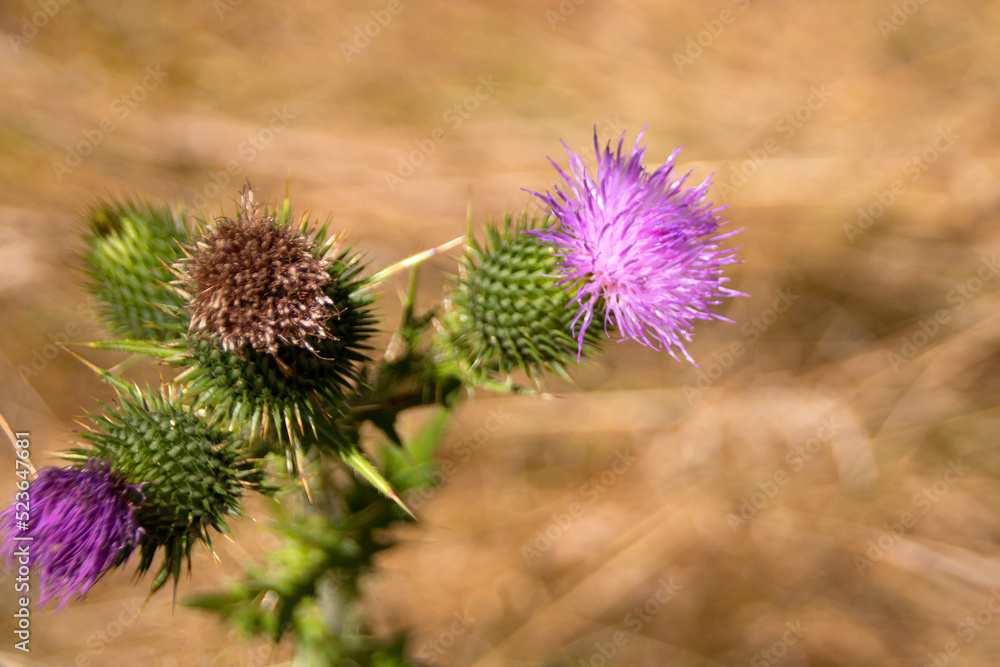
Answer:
[0,129,743,665]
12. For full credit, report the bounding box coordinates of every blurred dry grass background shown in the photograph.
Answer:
[2,0,1000,665]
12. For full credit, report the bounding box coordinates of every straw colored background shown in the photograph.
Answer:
[2,0,1000,665]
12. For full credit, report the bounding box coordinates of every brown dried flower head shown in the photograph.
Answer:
[183,190,336,355]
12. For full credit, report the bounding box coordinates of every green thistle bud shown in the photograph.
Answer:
[445,211,601,381]
[81,198,189,340]
[70,385,265,591]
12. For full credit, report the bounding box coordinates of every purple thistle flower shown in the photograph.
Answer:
[528,129,744,364]
[0,463,142,608]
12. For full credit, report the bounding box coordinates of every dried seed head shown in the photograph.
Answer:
[185,191,337,354]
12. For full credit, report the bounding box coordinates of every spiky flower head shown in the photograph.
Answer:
[446,211,601,381]
[0,463,142,608]
[81,199,189,340]
[179,248,374,457]
[529,129,744,363]
[171,200,375,457]
[181,189,336,355]
[68,385,264,592]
